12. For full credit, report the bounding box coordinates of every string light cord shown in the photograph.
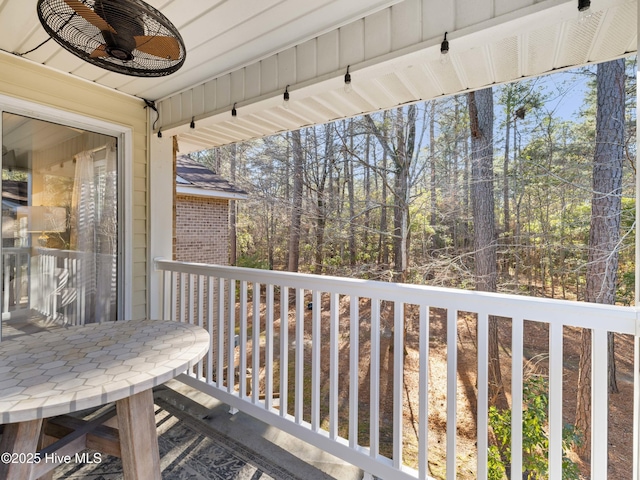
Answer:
[0,37,53,57]
[143,99,160,131]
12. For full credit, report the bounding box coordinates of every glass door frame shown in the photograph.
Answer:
[0,94,134,336]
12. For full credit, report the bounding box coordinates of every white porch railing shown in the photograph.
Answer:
[34,248,117,325]
[154,258,640,480]
[33,248,86,325]
[2,247,30,319]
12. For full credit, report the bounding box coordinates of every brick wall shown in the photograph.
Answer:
[173,194,230,363]
[174,194,229,265]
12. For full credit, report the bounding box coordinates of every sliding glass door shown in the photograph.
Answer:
[2,112,118,327]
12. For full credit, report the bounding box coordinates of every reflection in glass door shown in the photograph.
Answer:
[2,112,118,332]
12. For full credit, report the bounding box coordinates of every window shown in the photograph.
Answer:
[2,112,119,328]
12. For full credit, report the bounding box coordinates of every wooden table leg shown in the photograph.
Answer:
[116,389,161,480]
[0,419,43,480]
[35,420,56,480]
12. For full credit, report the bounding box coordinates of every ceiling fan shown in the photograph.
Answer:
[37,0,186,77]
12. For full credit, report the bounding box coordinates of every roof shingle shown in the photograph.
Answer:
[176,156,247,197]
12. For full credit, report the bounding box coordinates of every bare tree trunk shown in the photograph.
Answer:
[503,107,511,235]
[468,88,508,412]
[392,106,415,282]
[348,120,357,266]
[429,101,437,228]
[452,101,459,249]
[366,109,415,280]
[267,202,274,269]
[379,145,389,266]
[287,130,304,272]
[501,108,512,282]
[462,109,471,251]
[367,112,390,268]
[469,89,497,292]
[229,143,237,265]
[284,132,291,200]
[364,133,371,252]
[576,58,625,456]
[314,125,333,274]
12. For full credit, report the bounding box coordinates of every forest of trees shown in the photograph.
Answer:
[190,56,636,474]
[193,56,636,306]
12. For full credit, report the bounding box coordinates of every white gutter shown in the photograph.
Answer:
[176,185,248,200]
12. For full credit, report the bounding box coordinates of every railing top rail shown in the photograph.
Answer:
[2,247,31,253]
[37,248,113,260]
[154,258,639,335]
[37,247,86,259]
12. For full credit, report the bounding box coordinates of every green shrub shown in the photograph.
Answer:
[236,254,270,270]
[488,375,581,480]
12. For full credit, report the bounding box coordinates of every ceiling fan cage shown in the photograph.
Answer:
[37,0,186,77]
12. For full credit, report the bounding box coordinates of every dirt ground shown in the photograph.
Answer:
[240,294,635,480]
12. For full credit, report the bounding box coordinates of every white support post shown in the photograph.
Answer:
[295,287,304,424]
[418,306,429,480]
[446,309,457,480]
[591,329,608,478]
[511,317,524,477]
[228,279,236,395]
[148,133,174,320]
[635,331,640,480]
[188,273,195,326]
[476,312,489,480]
[265,284,274,410]
[311,290,321,431]
[252,283,261,404]
[160,269,167,320]
[548,322,563,479]
[197,275,204,379]
[217,277,225,389]
[349,296,360,449]
[329,292,339,439]
[170,271,177,322]
[370,298,381,459]
[207,277,214,384]
[239,280,248,399]
[179,272,187,323]
[392,301,404,469]
[280,285,289,417]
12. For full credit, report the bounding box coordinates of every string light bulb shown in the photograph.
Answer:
[231,103,237,118]
[440,32,449,64]
[157,128,162,138]
[344,66,352,94]
[577,0,592,22]
[283,85,290,109]
[190,117,195,129]
[578,0,591,11]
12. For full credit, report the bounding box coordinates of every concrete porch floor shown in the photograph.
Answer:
[152,378,363,480]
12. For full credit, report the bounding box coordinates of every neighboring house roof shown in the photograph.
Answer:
[176,156,248,200]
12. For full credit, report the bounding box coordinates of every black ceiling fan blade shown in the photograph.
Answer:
[63,0,116,33]
[90,44,109,58]
[134,36,181,60]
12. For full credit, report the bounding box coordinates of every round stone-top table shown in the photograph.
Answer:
[0,319,210,480]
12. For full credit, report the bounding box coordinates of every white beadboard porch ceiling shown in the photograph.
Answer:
[0,0,402,99]
[0,0,637,153]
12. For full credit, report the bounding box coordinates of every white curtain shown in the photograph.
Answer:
[96,142,118,323]
[70,141,117,324]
